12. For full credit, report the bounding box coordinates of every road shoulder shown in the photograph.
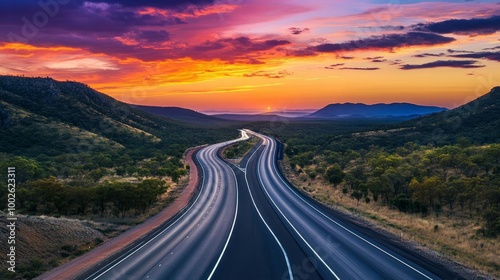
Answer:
[36,146,204,280]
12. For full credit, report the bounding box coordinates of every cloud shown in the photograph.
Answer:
[289,27,310,35]
[311,32,455,53]
[400,60,485,70]
[337,55,355,59]
[81,0,217,9]
[339,67,380,71]
[413,52,445,58]
[130,30,170,45]
[413,15,500,35]
[449,51,500,62]
[325,63,345,69]
[483,45,500,51]
[243,70,292,79]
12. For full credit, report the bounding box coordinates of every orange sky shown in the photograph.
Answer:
[0,1,499,112]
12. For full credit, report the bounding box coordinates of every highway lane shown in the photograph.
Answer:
[85,131,249,280]
[247,130,454,280]
[211,140,322,280]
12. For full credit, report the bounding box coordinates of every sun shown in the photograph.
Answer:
[267,106,271,111]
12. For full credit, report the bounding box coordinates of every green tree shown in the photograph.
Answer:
[325,164,345,187]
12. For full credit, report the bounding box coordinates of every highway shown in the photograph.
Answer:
[246,130,460,280]
[82,129,462,280]
[84,131,249,280]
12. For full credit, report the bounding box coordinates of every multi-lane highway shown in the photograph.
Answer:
[82,129,461,280]
[83,131,248,280]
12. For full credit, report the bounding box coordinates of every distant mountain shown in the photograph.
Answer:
[214,113,292,122]
[132,105,229,125]
[304,103,447,119]
[0,75,233,157]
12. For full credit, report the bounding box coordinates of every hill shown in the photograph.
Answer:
[0,75,235,158]
[403,86,500,144]
[304,102,447,119]
[132,105,230,126]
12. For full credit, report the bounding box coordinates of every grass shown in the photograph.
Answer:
[222,136,258,165]
[280,156,500,278]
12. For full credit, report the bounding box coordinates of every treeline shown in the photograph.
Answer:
[0,153,187,184]
[292,142,500,236]
[2,177,167,218]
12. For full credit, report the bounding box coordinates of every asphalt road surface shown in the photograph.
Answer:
[84,129,462,280]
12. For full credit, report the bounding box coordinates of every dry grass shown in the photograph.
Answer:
[281,158,500,278]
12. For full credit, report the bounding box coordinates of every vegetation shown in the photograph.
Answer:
[223,136,259,160]
[0,76,239,219]
[246,87,500,276]
[0,76,241,278]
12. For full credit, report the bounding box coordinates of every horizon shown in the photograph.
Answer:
[0,1,499,112]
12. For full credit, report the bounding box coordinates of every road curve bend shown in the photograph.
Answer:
[247,129,454,280]
[84,131,249,280]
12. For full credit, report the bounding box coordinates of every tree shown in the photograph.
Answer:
[410,176,442,213]
[325,164,344,187]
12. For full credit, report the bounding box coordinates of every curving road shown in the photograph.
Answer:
[246,129,461,280]
[83,131,248,280]
[81,129,463,280]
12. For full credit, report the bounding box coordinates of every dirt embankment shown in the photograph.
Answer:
[0,146,202,280]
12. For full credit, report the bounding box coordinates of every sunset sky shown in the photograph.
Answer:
[1,0,499,112]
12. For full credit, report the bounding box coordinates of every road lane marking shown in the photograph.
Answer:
[207,138,245,280]
[243,142,293,280]
[255,145,341,280]
[87,146,216,280]
[259,133,434,280]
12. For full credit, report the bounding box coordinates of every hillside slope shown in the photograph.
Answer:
[405,86,500,144]
[0,76,235,158]
[132,105,230,126]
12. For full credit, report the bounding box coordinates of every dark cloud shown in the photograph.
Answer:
[413,16,500,35]
[289,27,310,35]
[131,30,170,45]
[413,53,445,58]
[311,32,455,53]
[449,51,500,62]
[99,0,216,9]
[339,67,380,71]
[243,70,292,78]
[483,45,500,50]
[447,49,475,54]
[379,25,405,31]
[400,60,485,70]
[364,56,384,60]
[193,37,290,53]
[337,55,355,59]
[324,63,345,69]
[389,59,402,65]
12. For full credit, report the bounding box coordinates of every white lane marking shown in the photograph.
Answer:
[260,132,434,280]
[243,141,294,280]
[255,138,341,280]
[87,147,211,280]
[207,138,244,280]
[89,133,249,280]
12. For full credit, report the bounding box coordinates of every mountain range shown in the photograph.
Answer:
[303,103,447,119]
[1,75,497,149]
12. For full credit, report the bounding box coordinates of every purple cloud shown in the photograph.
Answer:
[400,60,485,70]
[413,16,500,36]
[288,27,310,35]
[311,32,455,53]
[449,51,500,62]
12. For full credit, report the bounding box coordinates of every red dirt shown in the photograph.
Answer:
[36,146,203,280]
